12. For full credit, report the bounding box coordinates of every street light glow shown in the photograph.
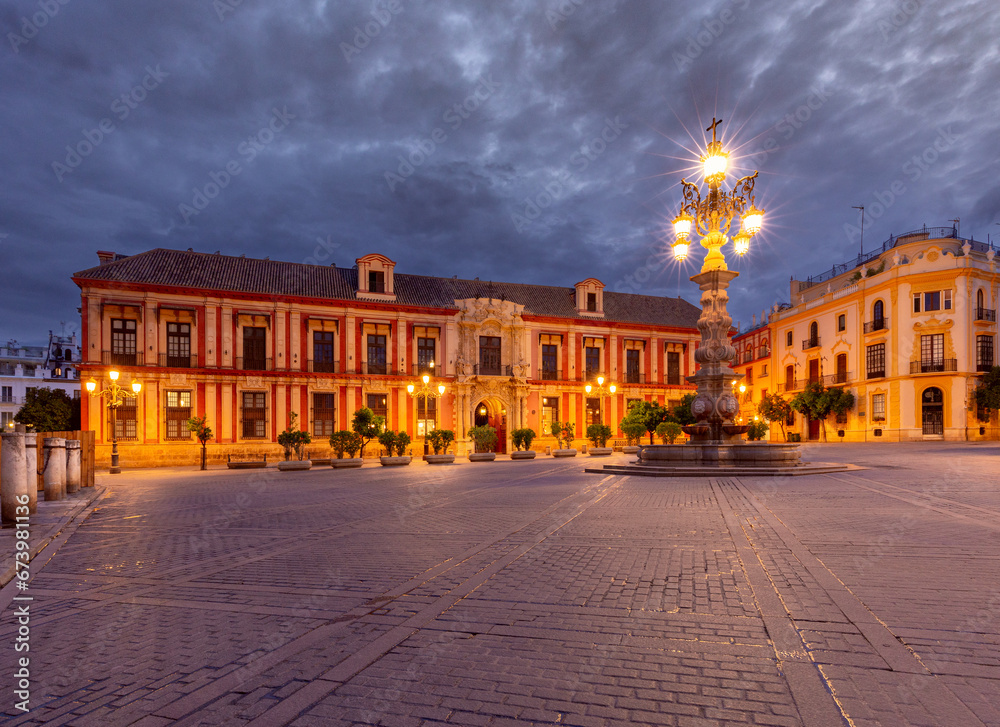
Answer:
[109,370,120,381]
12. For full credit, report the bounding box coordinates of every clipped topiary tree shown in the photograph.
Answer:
[330,430,361,459]
[468,425,498,453]
[394,431,411,456]
[511,427,536,451]
[586,423,612,447]
[377,429,397,457]
[426,428,455,454]
[352,406,384,458]
[655,420,683,444]
[187,416,213,470]
[746,420,769,441]
[758,392,793,441]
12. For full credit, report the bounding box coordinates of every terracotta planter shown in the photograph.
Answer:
[331,458,363,469]
[552,449,578,457]
[510,450,536,460]
[380,456,412,467]
[468,452,496,462]
[588,447,613,456]
[277,460,312,471]
[423,454,456,465]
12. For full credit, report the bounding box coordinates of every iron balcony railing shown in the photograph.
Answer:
[361,361,393,375]
[975,307,997,322]
[474,364,512,377]
[583,370,606,383]
[1,395,23,404]
[978,362,994,373]
[102,350,144,367]
[827,371,853,386]
[412,363,438,376]
[235,356,272,371]
[623,371,645,385]
[910,359,958,374]
[158,353,194,368]
[867,368,886,380]
[309,360,340,373]
[540,367,562,381]
[802,337,821,351]
[863,319,888,334]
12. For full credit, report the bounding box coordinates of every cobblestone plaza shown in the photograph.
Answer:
[3,443,1000,726]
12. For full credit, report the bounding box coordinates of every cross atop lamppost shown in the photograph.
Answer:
[86,370,141,474]
[671,120,765,444]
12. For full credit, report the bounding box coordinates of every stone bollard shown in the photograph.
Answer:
[43,437,67,502]
[66,440,82,494]
[1,433,29,524]
[24,432,38,514]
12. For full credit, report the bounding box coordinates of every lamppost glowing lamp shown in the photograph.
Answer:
[86,370,142,474]
[407,370,446,447]
[670,117,767,444]
[584,376,616,426]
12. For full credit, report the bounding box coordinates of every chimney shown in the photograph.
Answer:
[97,250,116,265]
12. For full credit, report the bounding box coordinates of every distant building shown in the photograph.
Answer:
[74,249,702,466]
[731,315,775,437]
[771,226,997,441]
[1,329,81,430]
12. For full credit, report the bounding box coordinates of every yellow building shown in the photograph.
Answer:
[73,249,702,466]
[731,317,774,435]
[770,226,997,441]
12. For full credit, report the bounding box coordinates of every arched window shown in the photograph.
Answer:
[978,289,985,310]
[809,321,818,339]
[873,300,884,323]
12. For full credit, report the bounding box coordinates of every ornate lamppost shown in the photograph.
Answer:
[584,376,616,425]
[407,374,446,454]
[86,370,141,474]
[671,118,764,445]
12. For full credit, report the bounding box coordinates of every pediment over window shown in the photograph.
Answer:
[574,278,604,317]
[356,253,397,301]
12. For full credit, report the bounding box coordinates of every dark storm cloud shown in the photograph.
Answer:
[2,0,998,342]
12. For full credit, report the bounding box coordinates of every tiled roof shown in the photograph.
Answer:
[74,248,701,328]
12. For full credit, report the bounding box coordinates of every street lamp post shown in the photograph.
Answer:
[407,374,446,454]
[86,370,141,475]
[672,118,764,444]
[584,376,617,426]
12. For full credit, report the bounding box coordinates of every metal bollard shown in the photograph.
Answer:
[43,437,67,502]
[23,432,38,514]
[65,439,82,494]
[1,433,29,524]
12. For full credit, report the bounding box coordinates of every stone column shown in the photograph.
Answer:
[66,439,82,494]
[43,438,67,501]
[23,433,38,514]
[1,433,28,524]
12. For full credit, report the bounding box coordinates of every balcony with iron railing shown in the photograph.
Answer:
[977,361,994,373]
[539,367,562,381]
[622,371,645,385]
[309,360,340,373]
[827,371,853,386]
[910,359,958,374]
[583,370,606,383]
[802,337,821,351]
[102,350,144,367]
[412,363,438,377]
[975,307,996,322]
[361,361,394,375]
[474,364,512,377]
[1,395,23,405]
[863,319,888,334]
[158,353,195,368]
[235,356,272,372]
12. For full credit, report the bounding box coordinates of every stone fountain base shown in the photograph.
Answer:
[584,441,852,477]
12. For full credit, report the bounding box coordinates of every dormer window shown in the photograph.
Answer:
[575,278,605,317]
[356,254,396,300]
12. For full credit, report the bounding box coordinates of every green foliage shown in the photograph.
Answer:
[586,423,612,447]
[974,366,1000,418]
[187,416,213,444]
[746,420,769,441]
[623,400,673,444]
[548,421,575,448]
[394,431,411,456]
[850,270,862,282]
[865,260,886,277]
[511,428,536,451]
[329,430,361,458]
[277,412,312,460]
[426,428,455,454]
[619,416,646,446]
[757,392,792,440]
[468,425,498,453]
[671,394,697,426]
[351,407,384,458]
[376,429,397,456]
[14,387,78,432]
[790,383,854,442]
[655,420,683,444]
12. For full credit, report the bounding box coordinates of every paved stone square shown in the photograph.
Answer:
[1,443,999,726]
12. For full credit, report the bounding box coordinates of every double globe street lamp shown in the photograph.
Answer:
[86,370,141,474]
[584,375,616,426]
[407,374,446,453]
[671,118,765,444]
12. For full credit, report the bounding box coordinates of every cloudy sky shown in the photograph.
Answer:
[2,0,998,344]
